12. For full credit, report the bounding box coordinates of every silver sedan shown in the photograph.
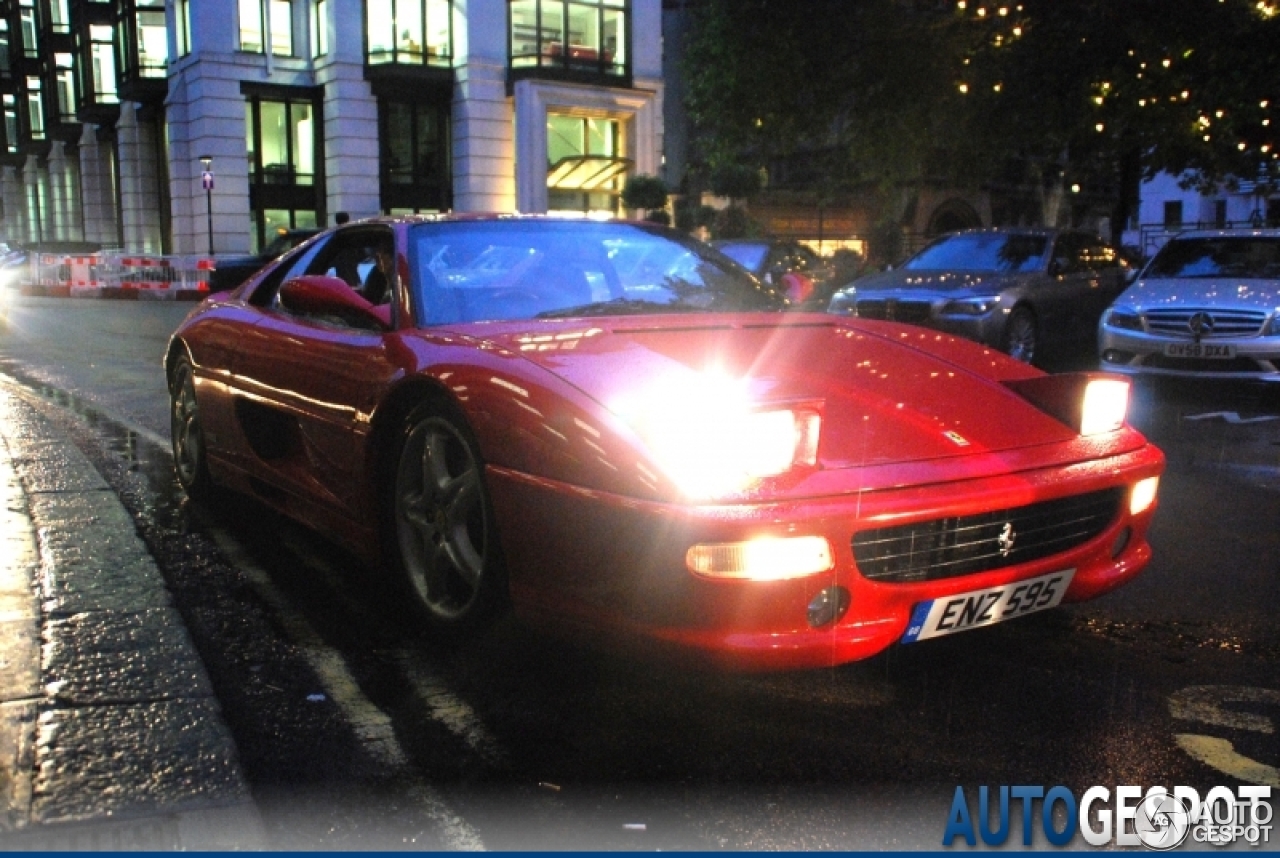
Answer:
[1098,229,1280,381]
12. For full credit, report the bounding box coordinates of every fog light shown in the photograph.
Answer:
[686,536,833,581]
[1130,476,1159,515]
[808,586,851,628]
[1111,526,1132,559]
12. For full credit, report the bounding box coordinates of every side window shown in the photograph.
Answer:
[246,236,330,307]
[1051,234,1086,275]
[306,228,396,309]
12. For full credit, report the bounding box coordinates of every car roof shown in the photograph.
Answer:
[1162,228,1280,240]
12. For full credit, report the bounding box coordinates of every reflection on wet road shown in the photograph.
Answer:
[1,297,1276,849]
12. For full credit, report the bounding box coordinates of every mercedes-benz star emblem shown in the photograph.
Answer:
[1187,311,1215,341]
[996,522,1016,557]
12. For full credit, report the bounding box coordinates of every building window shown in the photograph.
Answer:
[177,0,192,57]
[239,0,264,51]
[270,0,294,56]
[25,76,45,140]
[379,99,450,212]
[86,24,119,104]
[245,90,323,251]
[0,21,11,79]
[117,0,169,82]
[311,0,328,57]
[3,95,19,154]
[20,1,39,60]
[240,0,294,55]
[510,0,627,77]
[366,0,453,67]
[53,52,76,123]
[48,0,71,34]
[546,112,627,214]
[1163,200,1183,227]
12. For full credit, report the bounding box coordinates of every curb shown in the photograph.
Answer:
[17,286,208,302]
[0,385,263,849]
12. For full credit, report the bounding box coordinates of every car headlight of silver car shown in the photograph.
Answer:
[940,295,1000,316]
[1103,306,1144,332]
[1265,310,1280,337]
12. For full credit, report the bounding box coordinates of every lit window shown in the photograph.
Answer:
[366,0,453,66]
[311,0,328,56]
[509,0,627,75]
[240,0,264,52]
[270,0,293,56]
[26,76,44,140]
[89,25,119,103]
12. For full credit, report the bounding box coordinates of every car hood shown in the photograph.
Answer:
[1117,276,1280,311]
[476,315,1092,473]
[848,268,1030,298]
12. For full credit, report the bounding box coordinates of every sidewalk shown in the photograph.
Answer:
[0,384,263,849]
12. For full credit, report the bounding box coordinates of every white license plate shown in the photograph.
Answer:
[1163,342,1236,359]
[900,569,1075,643]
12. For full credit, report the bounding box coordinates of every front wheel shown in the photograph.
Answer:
[1002,307,1038,364]
[169,354,213,498]
[391,404,507,637]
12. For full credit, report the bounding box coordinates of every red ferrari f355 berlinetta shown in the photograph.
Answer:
[166,215,1164,670]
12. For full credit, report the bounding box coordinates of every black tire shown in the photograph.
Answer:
[169,354,214,498]
[390,402,507,637]
[1002,306,1038,364]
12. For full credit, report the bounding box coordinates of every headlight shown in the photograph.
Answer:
[1003,372,1129,436]
[1264,310,1280,337]
[1130,476,1159,515]
[612,372,822,499]
[940,296,1000,316]
[1080,377,1130,435]
[1103,306,1144,332]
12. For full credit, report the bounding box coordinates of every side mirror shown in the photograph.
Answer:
[780,271,815,304]
[279,275,388,329]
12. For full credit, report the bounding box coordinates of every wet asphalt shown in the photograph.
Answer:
[0,295,1276,850]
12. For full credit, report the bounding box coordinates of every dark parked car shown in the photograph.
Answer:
[711,238,837,307]
[828,228,1129,365]
[209,227,321,292]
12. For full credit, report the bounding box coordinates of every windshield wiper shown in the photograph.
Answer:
[535,297,703,319]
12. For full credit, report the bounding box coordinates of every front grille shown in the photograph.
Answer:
[852,488,1122,583]
[856,299,933,325]
[1144,308,1268,338]
[1141,355,1267,373]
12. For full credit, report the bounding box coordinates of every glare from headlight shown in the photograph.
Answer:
[612,372,821,499]
[1130,476,1159,515]
[1080,377,1130,435]
[686,536,833,580]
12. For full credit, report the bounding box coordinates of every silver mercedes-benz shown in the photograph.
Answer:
[1098,229,1280,381]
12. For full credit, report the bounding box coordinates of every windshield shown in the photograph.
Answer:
[409,221,782,325]
[1147,237,1280,279]
[903,233,1049,273]
[713,242,768,272]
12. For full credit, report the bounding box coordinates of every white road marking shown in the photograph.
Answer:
[1169,685,1280,788]
[1175,734,1280,788]
[205,525,486,851]
[1183,411,1279,425]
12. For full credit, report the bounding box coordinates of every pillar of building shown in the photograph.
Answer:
[453,1,515,213]
[316,0,380,221]
[47,141,84,242]
[0,166,28,245]
[117,103,165,254]
[78,124,120,247]
[23,155,48,244]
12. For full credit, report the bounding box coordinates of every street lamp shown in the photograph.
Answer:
[199,155,214,256]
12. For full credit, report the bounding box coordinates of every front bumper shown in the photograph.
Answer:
[490,442,1166,671]
[1099,326,1280,381]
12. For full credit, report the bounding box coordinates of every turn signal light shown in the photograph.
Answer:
[687,536,833,581]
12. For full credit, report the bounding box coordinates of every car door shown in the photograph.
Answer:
[230,225,403,520]
[1039,232,1104,347]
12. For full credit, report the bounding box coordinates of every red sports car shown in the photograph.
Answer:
[166,215,1164,670]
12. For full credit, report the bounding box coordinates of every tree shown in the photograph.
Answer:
[621,175,671,223]
[681,0,1280,235]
